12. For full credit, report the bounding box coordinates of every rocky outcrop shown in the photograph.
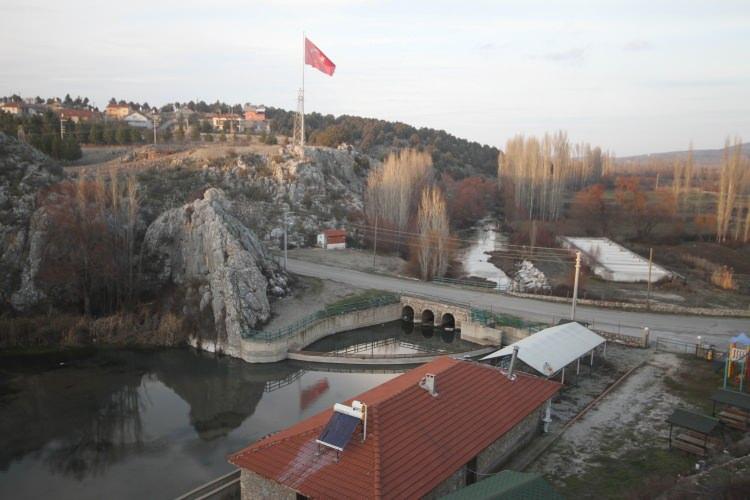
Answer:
[0,133,63,309]
[141,188,288,357]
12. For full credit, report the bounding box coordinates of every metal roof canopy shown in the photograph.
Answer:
[481,322,605,376]
[666,408,719,435]
[711,389,750,412]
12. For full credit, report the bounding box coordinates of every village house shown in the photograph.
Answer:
[123,111,152,129]
[105,103,131,120]
[59,108,98,123]
[229,357,561,499]
[0,102,31,116]
[316,229,347,249]
[243,103,266,121]
[210,113,243,133]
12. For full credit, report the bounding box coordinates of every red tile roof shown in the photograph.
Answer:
[322,229,347,237]
[229,357,560,499]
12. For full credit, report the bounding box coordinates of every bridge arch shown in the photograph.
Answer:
[421,309,435,325]
[441,313,456,331]
[401,306,414,322]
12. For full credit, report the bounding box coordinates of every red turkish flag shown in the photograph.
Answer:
[305,38,336,76]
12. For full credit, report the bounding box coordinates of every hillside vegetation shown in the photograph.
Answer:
[266,107,499,178]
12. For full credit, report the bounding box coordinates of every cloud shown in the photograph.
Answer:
[623,40,653,51]
[532,48,585,63]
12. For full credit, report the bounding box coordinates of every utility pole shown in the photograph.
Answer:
[646,247,653,310]
[283,211,288,270]
[59,118,65,139]
[372,214,378,266]
[571,251,581,320]
[153,116,158,145]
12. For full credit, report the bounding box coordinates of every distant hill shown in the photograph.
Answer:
[266,107,499,178]
[618,143,750,167]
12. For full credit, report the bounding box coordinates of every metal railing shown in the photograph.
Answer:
[470,308,545,331]
[241,292,400,342]
[432,276,510,291]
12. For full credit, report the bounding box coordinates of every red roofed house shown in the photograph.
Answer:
[317,229,347,250]
[105,103,131,120]
[229,357,561,499]
[59,108,98,123]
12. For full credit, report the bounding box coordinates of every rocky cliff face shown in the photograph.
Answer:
[141,188,288,356]
[0,133,64,309]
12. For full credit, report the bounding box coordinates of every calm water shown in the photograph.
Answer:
[459,221,511,288]
[0,348,406,499]
[306,321,480,355]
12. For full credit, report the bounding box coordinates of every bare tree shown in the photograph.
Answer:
[416,186,450,280]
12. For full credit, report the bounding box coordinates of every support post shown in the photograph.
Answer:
[590,349,594,367]
[283,211,288,270]
[372,214,378,266]
[571,251,581,320]
[646,248,653,310]
[561,367,565,385]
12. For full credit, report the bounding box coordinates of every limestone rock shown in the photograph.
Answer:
[141,188,288,356]
[0,133,63,309]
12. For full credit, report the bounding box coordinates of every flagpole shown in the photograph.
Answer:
[301,31,305,148]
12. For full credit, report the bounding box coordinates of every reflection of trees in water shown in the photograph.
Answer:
[43,382,145,481]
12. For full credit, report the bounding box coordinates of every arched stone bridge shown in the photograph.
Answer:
[400,295,471,331]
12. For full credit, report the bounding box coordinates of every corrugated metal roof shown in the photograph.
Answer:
[481,322,605,376]
[440,470,564,500]
[228,357,561,499]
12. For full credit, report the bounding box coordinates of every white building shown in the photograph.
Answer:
[316,229,347,249]
[123,112,152,129]
[559,236,671,283]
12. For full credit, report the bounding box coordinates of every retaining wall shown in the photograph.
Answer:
[239,303,401,363]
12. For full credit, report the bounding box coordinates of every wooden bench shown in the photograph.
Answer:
[672,437,706,456]
[719,408,749,431]
[683,429,722,447]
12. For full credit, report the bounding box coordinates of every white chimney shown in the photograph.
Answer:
[507,346,519,380]
[419,373,438,397]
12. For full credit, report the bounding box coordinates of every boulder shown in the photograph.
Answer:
[141,188,288,356]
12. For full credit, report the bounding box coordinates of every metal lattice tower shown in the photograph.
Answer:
[292,88,305,149]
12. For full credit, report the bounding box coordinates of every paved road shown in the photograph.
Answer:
[287,259,750,346]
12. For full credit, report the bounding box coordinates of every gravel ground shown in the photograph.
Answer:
[261,275,362,332]
[286,248,407,276]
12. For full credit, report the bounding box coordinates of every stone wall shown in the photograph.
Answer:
[597,328,649,348]
[240,469,295,500]
[239,302,401,363]
[423,399,547,498]
[461,322,503,346]
[475,401,545,471]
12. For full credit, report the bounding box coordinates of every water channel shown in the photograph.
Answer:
[458,220,511,289]
[0,322,478,499]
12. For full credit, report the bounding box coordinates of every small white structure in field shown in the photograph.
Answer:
[317,229,347,250]
[559,236,671,283]
[123,112,152,129]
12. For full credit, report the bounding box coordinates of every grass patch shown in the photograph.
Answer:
[558,447,695,499]
[663,354,724,413]
[326,289,398,309]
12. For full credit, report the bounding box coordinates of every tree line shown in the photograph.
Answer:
[266,107,499,178]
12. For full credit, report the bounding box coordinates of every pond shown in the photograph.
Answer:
[459,220,511,289]
[0,347,407,500]
[305,321,480,356]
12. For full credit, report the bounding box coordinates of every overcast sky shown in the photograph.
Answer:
[1,0,748,156]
